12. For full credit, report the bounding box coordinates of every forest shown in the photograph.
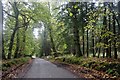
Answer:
[1,0,120,79]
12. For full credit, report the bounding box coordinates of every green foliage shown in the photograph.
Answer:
[2,57,30,71]
[3,2,51,59]
[69,12,73,17]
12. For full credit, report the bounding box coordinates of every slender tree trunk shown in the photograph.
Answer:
[108,11,111,58]
[2,31,6,59]
[98,24,102,58]
[98,46,101,58]
[102,29,105,58]
[105,30,109,58]
[8,27,18,59]
[106,38,109,58]
[118,1,120,35]
[92,31,95,57]
[117,1,120,52]
[81,3,85,55]
[14,30,19,58]
[82,28,85,55]
[86,30,89,56]
[105,4,109,57]
[102,3,107,58]
[0,1,6,59]
[91,3,95,57]
[85,3,89,57]
[112,7,117,59]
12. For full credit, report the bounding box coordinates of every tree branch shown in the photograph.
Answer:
[20,10,36,22]
[3,9,15,18]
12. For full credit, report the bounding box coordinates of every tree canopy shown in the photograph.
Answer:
[2,1,120,59]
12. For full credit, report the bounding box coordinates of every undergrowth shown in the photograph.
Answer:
[1,57,31,71]
[48,55,120,77]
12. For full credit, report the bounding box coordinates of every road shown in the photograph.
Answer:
[21,58,78,78]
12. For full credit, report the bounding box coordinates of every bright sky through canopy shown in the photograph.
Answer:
[33,28,39,39]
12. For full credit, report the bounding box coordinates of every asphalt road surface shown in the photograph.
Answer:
[22,58,78,78]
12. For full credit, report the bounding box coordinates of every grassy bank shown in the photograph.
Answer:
[1,57,31,72]
[47,55,120,77]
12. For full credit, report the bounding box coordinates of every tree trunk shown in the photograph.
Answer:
[92,31,95,57]
[0,1,6,59]
[87,29,89,57]
[49,28,57,57]
[2,32,6,59]
[73,23,82,57]
[81,3,84,56]
[117,1,120,52]
[118,1,120,35]
[108,10,111,58]
[91,3,95,57]
[72,12,82,56]
[85,3,89,57]
[14,30,19,58]
[70,2,82,57]
[102,3,107,58]
[82,29,85,55]
[8,27,18,59]
[97,37,101,58]
[105,38,109,58]
[98,47,101,58]
[7,2,19,59]
[112,7,117,59]
[21,27,27,56]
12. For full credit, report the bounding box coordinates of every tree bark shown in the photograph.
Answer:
[7,2,19,59]
[8,27,18,59]
[73,20,82,57]
[102,3,107,58]
[112,5,117,59]
[2,31,6,59]
[118,1,120,35]
[117,1,120,52]
[14,30,19,58]
[91,3,95,57]
[97,36,101,58]
[108,7,111,58]
[81,3,85,55]
[85,3,89,57]
[0,1,6,59]
[71,2,82,57]
[92,30,95,57]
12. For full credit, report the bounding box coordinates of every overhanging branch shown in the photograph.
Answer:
[3,9,15,18]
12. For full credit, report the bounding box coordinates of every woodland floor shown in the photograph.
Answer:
[2,58,33,79]
[47,56,120,79]
[52,61,113,79]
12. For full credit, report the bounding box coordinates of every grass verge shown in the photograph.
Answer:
[2,57,31,71]
[47,55,120,78]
